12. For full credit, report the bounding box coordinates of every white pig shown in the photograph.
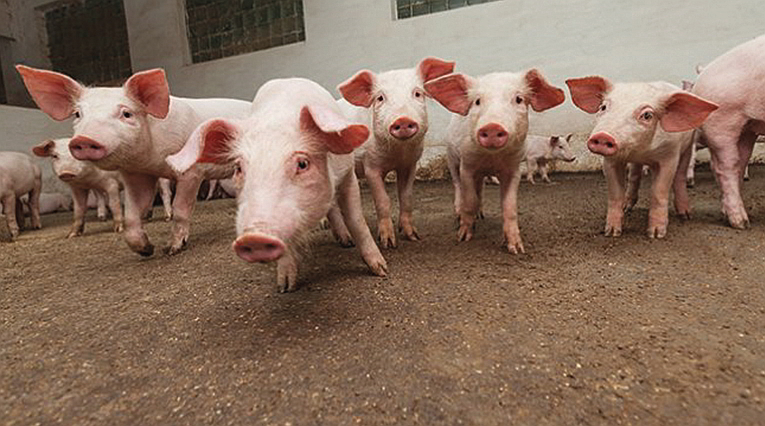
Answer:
[425,69,566,253]
[16,65,250,255]
[567,76,717,238]
[0,151,42,240]
[33,138,124,237]
[524,133,576,184]
[334,57,455,248]
[166,78,387,292]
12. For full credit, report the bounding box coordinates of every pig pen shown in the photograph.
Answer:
[2,166,765,425]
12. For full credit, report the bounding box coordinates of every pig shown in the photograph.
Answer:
[524,133,576,184]
[334,57,455,248]
[157,178,174,220]
[32,138,124,237]
[425,69,566,253]
[689,35,765,228]
[205,178,236,200]
[166,78,388,292]
[566,76,718,238]
[28,192,72,214]
[16,65,251,255]
[0,151,42,240]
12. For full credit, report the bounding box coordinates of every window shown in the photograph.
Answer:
[185,0,305,64]
[0,57,6,104]
[43,0,132,85]
[396,0,500,19]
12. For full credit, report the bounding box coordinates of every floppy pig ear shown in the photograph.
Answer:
[418,57,456,83]
[300,105,369,154]
[525,69,565,112]
[125,69,170,119]
[660,92,718,133]
[424,73,473,116]
[566,76,611,114]
[32,140,57,157]
[166,119,241,174]
[337,70,377,108]
[16,65,82,121]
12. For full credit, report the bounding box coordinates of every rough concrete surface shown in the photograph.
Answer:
[2,167,765,425]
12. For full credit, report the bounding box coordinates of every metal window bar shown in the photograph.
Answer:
[396,0,498,19]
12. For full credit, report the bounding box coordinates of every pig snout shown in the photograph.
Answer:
[389,117,419,140]
[69,136,107,161]
[233,233,286,263]
[477,123,509,149]
[587,132,619,156]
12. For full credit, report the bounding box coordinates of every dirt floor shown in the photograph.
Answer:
[2,166,765,425]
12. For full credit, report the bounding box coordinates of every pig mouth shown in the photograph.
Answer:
[57,172,78,181]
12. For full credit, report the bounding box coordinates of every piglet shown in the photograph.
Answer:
[425,69,565,253]
[0,151,42,240]
[335,57,455,248]
[524,134,576,184]
[167,78,387,292]
[566,76,717,238]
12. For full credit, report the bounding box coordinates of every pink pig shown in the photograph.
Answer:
[0,151,42,240]
[689,35,765,228]
[16,65,250,256]
[425,69,565,253]
[567,76,717,238]
[32,138,123,237]
[524,133,576,184]
[166,78,387,292]
[335,57,455,248]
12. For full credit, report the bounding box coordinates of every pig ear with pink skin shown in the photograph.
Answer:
[566,76,613,114]
[659,92,718,133]
[166,119,242,174]
[418,57,456,83]
[549,136,560,146]
[524,69,566,112]
[424,73,474,116]
[15,65,83,121]
[124,69,171,119]
[300,105,370,154]
[32,140,57,157]
[337,70,377,108]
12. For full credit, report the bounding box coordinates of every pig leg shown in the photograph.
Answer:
[168,172,203,255]
[95,190,107,221]
[158,178,173,221]
[540,161,551,184]
[686,142,697,188]
[2,194,19,240]
[14,198,25,231]
[104,180,124,233]
[744,165,750,181]
[706,117,750,229]
[499,169,524,254]
[474,173,485,220]
[276,248,299,293]
[457,168,480,242]
[327,204,354,247]
[624,163,642,213]
[603,160,627,237]
[526,159,537,184]
[28,177,42,230]
[364,165,396,249]
[737,132,757,182]
[206,179,217,201]
[447,150,462,218]
[68,187,89,238]
[396,165,420,241]
[647,158,680,239]
[337,172,388,277]
[673,143,694,220]
[121,172,158,256]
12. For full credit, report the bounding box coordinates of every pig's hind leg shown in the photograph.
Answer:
[327,204,354,247]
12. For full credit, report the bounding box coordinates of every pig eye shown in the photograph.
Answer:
[515,96,524,104]
[122,110,133,119]
[296,157,310,173]
[599,104,607,112]
[377,94,385,103]
[74,111,81,119]
[475,99,481,106]
[641,111,654,121]
[234,162,243,175]
[414,90,423,99]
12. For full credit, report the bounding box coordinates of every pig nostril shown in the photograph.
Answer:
[265,243,277,250]
[408,124,415,129]
[606,142,614,148]
[90,144,99,149]
[241,246,252,253]
[481,132,488,138]
[497,132,506,138]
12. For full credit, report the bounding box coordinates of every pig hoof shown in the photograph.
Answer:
[457,225,473,242]
[604,226,622,237]
[137,244,155,257]
[66,231,80,239]
[648,226,667,239]
[319,217,331,230]
[726,215,750,230]
[623,200,637,213]
[475,211,485,220]
[114,223,124,233]
[336,236,355,248]
[686,178,695,188]
[98,215,107,222]
[164,215,173,222]
[400,226,420,242]
[367,257,388,277]
[678,212,691,221]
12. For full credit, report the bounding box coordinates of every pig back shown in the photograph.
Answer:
[0,152,40,196]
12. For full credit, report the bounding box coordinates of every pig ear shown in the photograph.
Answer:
[565,133,573,142]
[337,70,377,108]
[549,136,560,146]
[695,64,705,75]
[566,76,612,114]
[681,80,694,91]
[166,119,241,174]
[300,105,370,154]
[524,69,565,112]
[424,73,473,116]
[16,65,82,121]
[660,92,718,133]
[418,57,456,83]
[125,69,170,119]
[32,139,56,157]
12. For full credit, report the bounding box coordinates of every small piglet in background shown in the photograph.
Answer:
[426,69,565,254]
[567,76,717,238]
[167,78,387,293]
[0,151,42,240]
[33,138,124,238]
[335,57,455,248]
[524,133,576,184]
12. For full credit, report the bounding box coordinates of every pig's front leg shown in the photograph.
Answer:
[364,165,396,248]
[624,162,642,213]
[603,160,627,237]
[276,248,299,293]
[121,172,158,256]
[104,180,124,233]
[526,158,538,184]
[68,187,89,238]
[327,204,354,247]
[337,172,388,277]
[499,169,524,254]
[457,168,480,242]
[158,178,173,221]
[396,165,420,241]
[673,143,694,220]
[2,193,20,240]
[648,159,679,239]
[447,149,462,218]
[168,170,203,255]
